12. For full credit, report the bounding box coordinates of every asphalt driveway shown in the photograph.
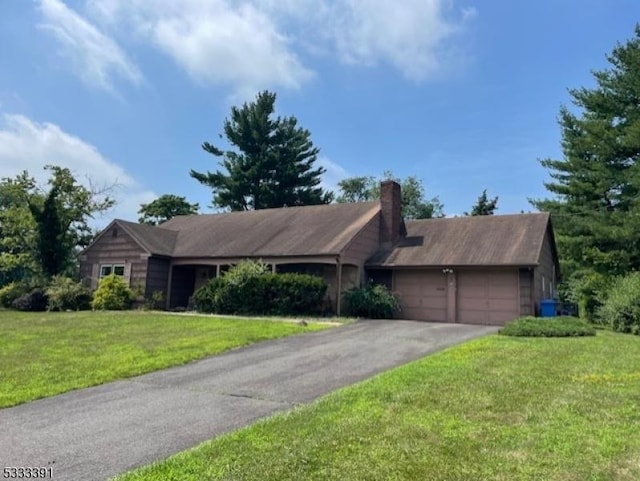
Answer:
[0,320,498,481]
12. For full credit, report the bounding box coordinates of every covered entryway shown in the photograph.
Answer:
[456,269,519,325]
[393,270,448,321]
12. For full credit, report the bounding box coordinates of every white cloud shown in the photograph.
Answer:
[87,0,313,97]
[318,156,349,195]
[37,0,142,94]
[327,0,475,80]
[261,0,475,81]
[33,0,473,100]
[0,114,155,223]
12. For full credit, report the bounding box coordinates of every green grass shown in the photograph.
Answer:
[500,315,596,337]
[116,331,640,481]
[0,310,331,408]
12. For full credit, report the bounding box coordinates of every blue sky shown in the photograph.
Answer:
[0,0,638,225]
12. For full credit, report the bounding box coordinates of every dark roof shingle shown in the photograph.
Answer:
[159,201,380,258]
[367,213,551,267]
[115,220,178,256]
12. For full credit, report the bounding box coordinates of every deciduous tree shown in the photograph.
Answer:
[0,166,114,284]
[138,194,199,225]
[336,171,444,219]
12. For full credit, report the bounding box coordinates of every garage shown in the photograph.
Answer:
[457,269,519,325]
[393,270,448,321]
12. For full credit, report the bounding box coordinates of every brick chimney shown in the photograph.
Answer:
[379,180,403,246]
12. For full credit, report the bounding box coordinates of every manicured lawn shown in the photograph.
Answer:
[116,331,640,481]
[0,310,331,408]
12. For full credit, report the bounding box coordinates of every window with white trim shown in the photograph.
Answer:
[100,264,125,278]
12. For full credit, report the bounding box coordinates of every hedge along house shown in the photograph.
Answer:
[79,181,559,325]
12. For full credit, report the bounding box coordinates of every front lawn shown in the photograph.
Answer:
[0,310,331,408]
[116,331,640,481]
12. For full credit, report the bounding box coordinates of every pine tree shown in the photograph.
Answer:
[191,91,332,210]
[531,26,640,277]
[466,189,498,216]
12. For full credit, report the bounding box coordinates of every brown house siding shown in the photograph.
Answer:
[533,228,558,312]
[519,268,533,316]
[342,213,381,291]
[145,257,170,299]
[79,223,148,290]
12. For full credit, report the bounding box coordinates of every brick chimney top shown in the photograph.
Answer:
[379,180,404,246]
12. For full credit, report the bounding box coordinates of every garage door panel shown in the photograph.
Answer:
[457,269,519,326]
[394,270,447,322]
[400,295,447,309]
[489,285,517,299]
[488,298,519,311]
[457,298,488,310]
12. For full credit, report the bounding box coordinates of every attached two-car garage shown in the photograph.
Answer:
[393,268,521,326]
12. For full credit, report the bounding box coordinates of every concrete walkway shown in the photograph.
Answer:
[0,320,498,480]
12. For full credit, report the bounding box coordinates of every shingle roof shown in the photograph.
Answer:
[367,213,551,267]
[154,201,380,258]
[115,220,178,257]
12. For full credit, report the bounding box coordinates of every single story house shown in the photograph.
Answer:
[79,181,559,325]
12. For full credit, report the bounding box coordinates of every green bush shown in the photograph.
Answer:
[597,272,640,334]
[12,288,49,312]
[565,271,611,323]
[269,273,327,315]
[224,259,270,286]
[499,316,596,337]
[0,282,29,308]
[343,283,400,319]
[91,274,133,310]
[193,261,327,316]
[46,276,92,311]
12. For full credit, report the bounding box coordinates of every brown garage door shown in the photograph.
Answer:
[394,270,447,321]
[457,269,519,325]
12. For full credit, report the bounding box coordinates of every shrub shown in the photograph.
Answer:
[565,272,611,323]
[46,276,92,311]
[499,316,596,337]
[193,277,225,313]
[269,273,327,315]
[343,283,400,319]
[12,288,49,312]
[0,282,29,308]
[144,290,165,310]
[193,261,327,316]
[91,274,133,310]
[224,259,270,286]
[597,272,640,334]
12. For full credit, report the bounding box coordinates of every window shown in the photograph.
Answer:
[100,264,125,278]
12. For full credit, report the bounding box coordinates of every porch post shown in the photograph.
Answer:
[446,269,457,323]
[336,256,342,316]
[166,264,173,310]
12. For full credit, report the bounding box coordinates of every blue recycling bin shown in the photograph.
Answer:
[540,299,557,317]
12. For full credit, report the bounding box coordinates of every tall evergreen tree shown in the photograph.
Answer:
[465,189,498,216]
[191,91,332,210]
[531,26,640,278]
[29,187,67,277]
